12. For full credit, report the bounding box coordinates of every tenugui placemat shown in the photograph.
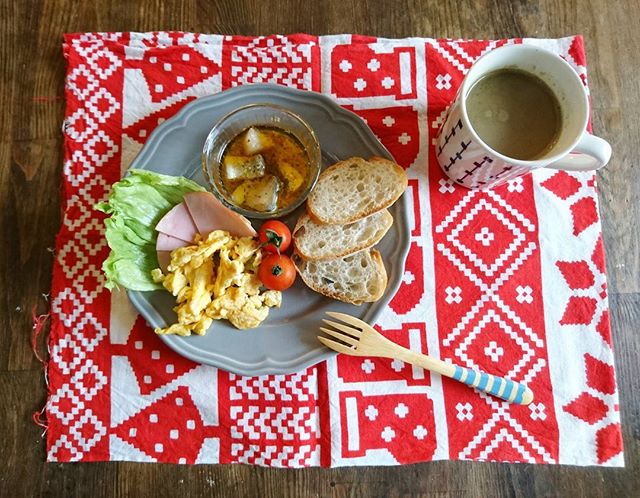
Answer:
[46,32,623,466]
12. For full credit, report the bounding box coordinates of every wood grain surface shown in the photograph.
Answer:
[1,0,638,496]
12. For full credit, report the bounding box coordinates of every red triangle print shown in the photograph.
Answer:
[123,96,197,144]
[129,46,220,103]
[111,316,198,394]
[114,386,217,463]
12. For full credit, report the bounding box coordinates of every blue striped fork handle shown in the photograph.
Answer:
[390,345,533,405]
[396,346,534,405]
[450,364,533,405]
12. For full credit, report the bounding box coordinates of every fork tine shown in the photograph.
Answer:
[326,311,368,330]
[319,326,359,347]
[317,336,357,355]
[321,319,362,338]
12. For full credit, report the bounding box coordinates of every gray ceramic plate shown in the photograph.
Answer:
[127,83,411,376]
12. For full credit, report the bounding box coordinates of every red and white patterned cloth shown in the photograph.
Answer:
[47,32,623,466]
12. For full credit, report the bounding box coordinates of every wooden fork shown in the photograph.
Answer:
[319,311,534,405]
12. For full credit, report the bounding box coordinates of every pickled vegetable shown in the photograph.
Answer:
[232,175,281,212]
[223,154,266,180]
[243,127,272,155]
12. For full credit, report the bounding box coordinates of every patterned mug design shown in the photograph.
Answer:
[436,104,527,189]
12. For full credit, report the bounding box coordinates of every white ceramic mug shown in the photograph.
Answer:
[436,44,611,189]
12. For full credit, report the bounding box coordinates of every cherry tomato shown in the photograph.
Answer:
[258,220,291,253]
[258,253,296,290]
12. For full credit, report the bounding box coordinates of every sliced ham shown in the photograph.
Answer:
[157,233,190,252]
[156,234,189,273]
[156,250,172,273]
[183,191,256,238]
[155,201,198,243]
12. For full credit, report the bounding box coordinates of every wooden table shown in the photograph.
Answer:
[1,1,637,496]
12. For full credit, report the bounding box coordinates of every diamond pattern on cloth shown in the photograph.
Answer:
[45,32,623,467]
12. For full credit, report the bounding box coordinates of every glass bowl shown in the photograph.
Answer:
[202,104,322,219]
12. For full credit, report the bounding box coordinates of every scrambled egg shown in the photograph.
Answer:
[151,230,281,336]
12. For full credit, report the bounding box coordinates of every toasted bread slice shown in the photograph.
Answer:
[293,210,393,260]
[293,249,387,305]
[307,157,407,225]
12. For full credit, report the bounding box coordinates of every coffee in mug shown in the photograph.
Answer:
[436,44,611,189]
[466,69,562,161]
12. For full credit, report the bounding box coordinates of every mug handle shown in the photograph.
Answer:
[547,133,612,171]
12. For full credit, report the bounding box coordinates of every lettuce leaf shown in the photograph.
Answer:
[95,169,205,291]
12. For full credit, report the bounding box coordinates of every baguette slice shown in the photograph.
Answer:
[293,210,393,260]
[307,157,408,224]
[293,249,387,305]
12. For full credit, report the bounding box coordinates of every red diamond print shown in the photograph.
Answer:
[585,354,616,395]
[556,260,595,289]
[74,369,99,392]
[50,438,80,461]
[595,310,612,347]
[86,179,109,202]
[462,213,518,265]
[67,112,93,137]
[563,392,608,424]
[84,224,106,249]
[570,197,599,236]
[596,423,623,464]
[591,235,606,274]
[55,339,81,368]
[78,317,104,344]
[460,318,530,377]
[76,416,101,442]
[51,388,81,415]
[77,269,103,297]
[559,296,597,326]
[541,171,581,200]
[61,246,82,272]
[65,201,86,225]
